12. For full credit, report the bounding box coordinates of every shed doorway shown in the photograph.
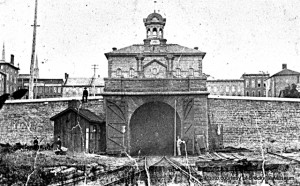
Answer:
[129,101,181,156]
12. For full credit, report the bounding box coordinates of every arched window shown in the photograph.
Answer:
[153,28,157,37]
[116,68,122,77]
[252,91,255,96]
[159,28,163,37]
[258,90,261,97]
[189,68,194,77]
[147,29,151,37]
[129,68,134,78]
[246,91,249,96]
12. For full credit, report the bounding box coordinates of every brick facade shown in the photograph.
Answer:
[266,64,300,97]
[242,73,269,97]
[0,55,19,94]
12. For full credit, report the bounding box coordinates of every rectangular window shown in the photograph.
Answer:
[176,68,181,77]
[251,79,255,88]
[232,86,235,92]
[226,86,229,92]
[245,80,249,88]
[129,68,134,78]
[189,68,194,77]
[57,87,61,93]
[214,86,217,92]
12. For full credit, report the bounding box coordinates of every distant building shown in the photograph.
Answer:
[0,45,20,94]
[62,75,104,97]
[18,74,64,99]
[266,64,300,97]
[207,79,244,96]
[242,73,269,97]
[0,71,6,95]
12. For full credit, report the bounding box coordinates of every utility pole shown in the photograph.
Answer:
[91,64,98,97]
[29,0,40,99]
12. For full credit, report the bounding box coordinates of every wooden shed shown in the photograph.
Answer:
[50,100,106,153]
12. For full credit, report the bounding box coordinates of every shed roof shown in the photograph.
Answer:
[65,77,104,86]
[50,108,105,123]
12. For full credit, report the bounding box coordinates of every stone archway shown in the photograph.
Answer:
[129,101,181,156]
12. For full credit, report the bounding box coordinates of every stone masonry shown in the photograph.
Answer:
[208,95,300,150]
[1,96,300,153]
[0,97,103,145]
[103,12,211,155]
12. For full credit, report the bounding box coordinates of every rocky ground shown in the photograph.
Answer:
[1,145,300,186]
[0,148,135,185]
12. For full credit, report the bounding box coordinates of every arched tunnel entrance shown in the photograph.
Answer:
[129,101,181,156]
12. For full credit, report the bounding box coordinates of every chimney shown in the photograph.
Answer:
[112,47,117,51]
[68,99,81,109]
[282,64,287,70]
[10,54,14,65]
[194,47,198,50]
[65,73,69,80]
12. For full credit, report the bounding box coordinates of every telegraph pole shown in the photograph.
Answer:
[29,0,40,99]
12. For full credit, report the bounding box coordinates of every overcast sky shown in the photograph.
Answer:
[0,0,300,79]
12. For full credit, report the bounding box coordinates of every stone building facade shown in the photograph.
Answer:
[0,71,6,95]
[0,54,19,94]
[103,12,222,156]
[207,79,244,96]
[242,73,269,97]
[266,64,300,97]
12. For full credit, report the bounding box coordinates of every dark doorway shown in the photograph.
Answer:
[129,101,181,156]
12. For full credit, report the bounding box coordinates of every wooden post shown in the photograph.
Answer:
[174,99,177,156]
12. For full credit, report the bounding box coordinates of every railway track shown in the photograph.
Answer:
[49,156,203,186]
[49,151,300,186]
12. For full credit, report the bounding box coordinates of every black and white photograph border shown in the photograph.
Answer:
[0,0,300,185]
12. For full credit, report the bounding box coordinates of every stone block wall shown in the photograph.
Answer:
[2,94,300,152]
[208,95,300,150]
[0,97,103,145]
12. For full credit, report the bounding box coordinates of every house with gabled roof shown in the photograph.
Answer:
[62,75,104,98]
[266,64,300,97]
[50,100,106,153]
